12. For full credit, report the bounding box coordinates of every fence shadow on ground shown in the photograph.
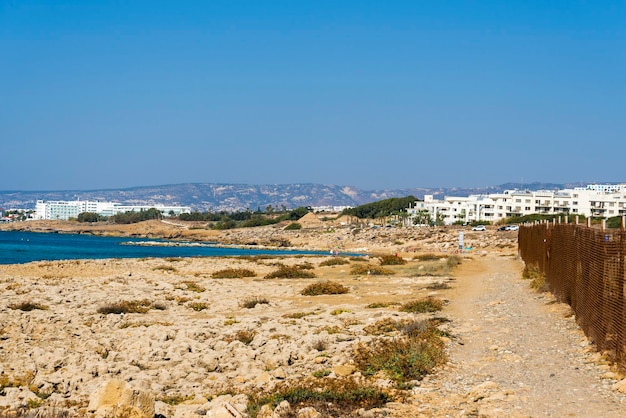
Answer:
[519,220,625,371]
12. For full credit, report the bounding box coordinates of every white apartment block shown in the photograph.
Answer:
[407,184,626,225]
[35,200,191,220]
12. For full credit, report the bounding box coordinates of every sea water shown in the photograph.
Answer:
[0,231,325,264]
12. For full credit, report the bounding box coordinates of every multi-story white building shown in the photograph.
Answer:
[407,184,626,225]
[35,200,191,220]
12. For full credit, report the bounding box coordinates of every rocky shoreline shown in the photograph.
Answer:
[1,219,524,417]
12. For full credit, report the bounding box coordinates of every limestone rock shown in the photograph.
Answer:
[612,378,626,393]
[296,406,322,417]
[333,364,356,377]
[88,379,154,418]
[0,387,39,409]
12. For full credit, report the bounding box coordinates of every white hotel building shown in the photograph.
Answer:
[407,184,626,225]
[35,200,191,221]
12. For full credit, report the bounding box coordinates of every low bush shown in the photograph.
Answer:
[399,297,444,313]
[353,323,447,387]
[246,378,393,418]
[235,330,256,345]
[301,280,349,296]
[311,338,329,352]
[175,281,206,293]
[212,268,256,279]
[365,302,399,309]
[241,297,270,309]
[350,264,394,276]
[363,317,400,335]
[413,253,441,261]
[312,369,332,378]
[330,308,351,315]
[9,302,48,311]
[446,255,462,269]
[187,302,209,311]
[379,255,407,265]
[283,311,317,319]
[426,281,451,290]
[265,265,316,279]
[284,222,302,230]
[153,265,177,273]
[319,257,350,267]
[97,299,154,314]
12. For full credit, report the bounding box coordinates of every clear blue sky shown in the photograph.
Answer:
[1,1,624,191]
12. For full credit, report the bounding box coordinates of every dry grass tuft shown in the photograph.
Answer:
[301,280,349,296]
[97,299,154,314]
[175,280,206,293]
[353,321,447,387]
[264,265,316,279]
[282,311,317,319]
[319,258,350,267]
[365,301,399,309]
[241,297,270,309]
[9,301,48,311]
[399,297,444,313]
[246,378,393,418]
[212,268,256,278]
[187,301,209,311]
[350,264,394,276]
[379,255,407,265]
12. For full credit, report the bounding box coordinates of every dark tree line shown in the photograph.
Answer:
[342,196,417,219]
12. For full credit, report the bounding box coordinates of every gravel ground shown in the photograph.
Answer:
[389,253,626,417]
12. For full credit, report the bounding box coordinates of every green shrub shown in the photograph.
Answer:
[353,324,446,386]
[246,378,393,418]
[312,369,332,378]
[399,297,444,313]
[212,268,256,278]
[330,308,351,315]
[265,265,316,279]
[301,280,349,296]
[284,222,302,230]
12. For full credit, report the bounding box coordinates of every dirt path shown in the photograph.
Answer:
[391,253,626,417]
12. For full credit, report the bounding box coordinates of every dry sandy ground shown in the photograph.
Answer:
[1,220,625,417]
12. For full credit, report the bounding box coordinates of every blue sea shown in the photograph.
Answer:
[0,231,326,264]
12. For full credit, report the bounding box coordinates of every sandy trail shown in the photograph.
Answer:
[392,253,626,417]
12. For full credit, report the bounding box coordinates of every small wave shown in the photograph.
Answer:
[120,241,215,248]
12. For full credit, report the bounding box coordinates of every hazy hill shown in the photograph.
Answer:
[0,182,589,212]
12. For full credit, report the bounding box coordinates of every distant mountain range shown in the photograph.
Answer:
[0,182,593,212]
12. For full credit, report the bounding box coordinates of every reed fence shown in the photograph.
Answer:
[518,219,626,370]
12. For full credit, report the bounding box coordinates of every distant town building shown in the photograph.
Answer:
[311,205,353,213]
[407,184,626,225]
[34,200,191,221]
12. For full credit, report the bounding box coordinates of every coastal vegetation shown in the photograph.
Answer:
[179,206,311,230]
[74,205,312,228]
[301,280,349,296]
[342,195,417,219]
